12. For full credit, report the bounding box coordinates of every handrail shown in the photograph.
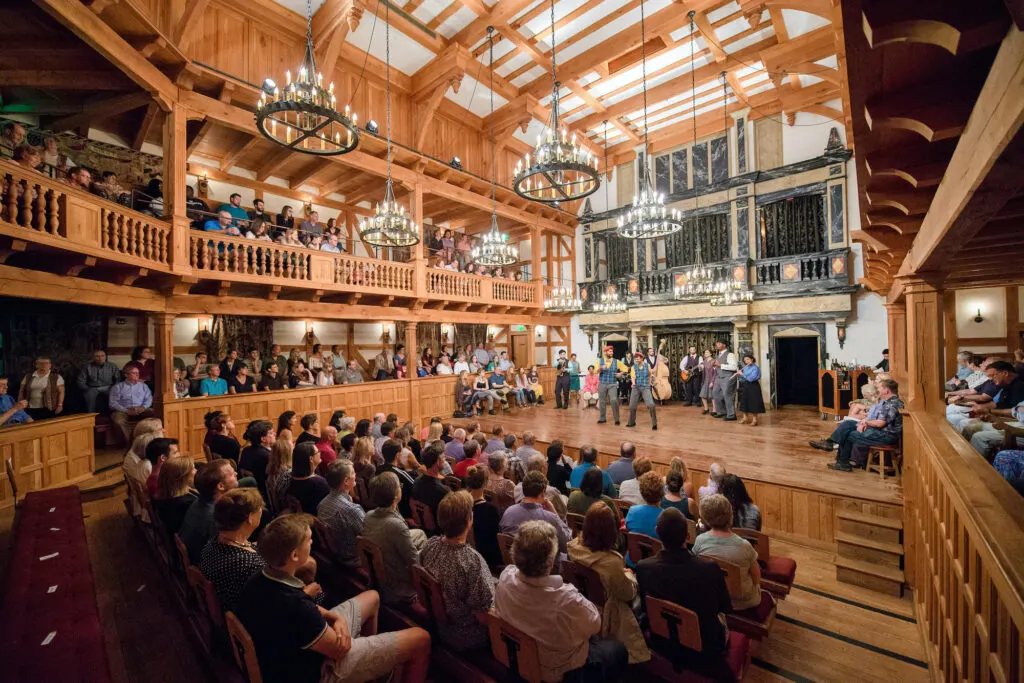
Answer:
[904,410,1024,679]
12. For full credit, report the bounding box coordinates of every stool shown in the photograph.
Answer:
[866,444,902,479]
[93,415,122,450]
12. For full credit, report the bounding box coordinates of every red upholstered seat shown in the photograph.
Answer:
[734,590,776,623]
[762,556,797,585]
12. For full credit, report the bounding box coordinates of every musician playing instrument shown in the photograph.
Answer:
[581,365,599,408]
[597,346,629,425]
[628,350,659,430]
[679,345,703,406]
[649,339,672,403]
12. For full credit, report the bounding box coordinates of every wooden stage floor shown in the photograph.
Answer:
[456,402,903,507]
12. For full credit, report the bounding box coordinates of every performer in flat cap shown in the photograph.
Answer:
[596,345,629,425]
[627,350,659,430]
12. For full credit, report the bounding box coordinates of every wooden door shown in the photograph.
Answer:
[511,334,527,368]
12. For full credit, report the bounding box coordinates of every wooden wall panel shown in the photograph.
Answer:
[0,414,96,509]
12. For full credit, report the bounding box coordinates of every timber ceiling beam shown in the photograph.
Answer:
[48,92,150,132]
[899,24,1024,277]
[861,1,1010,56]
[219,137,262,172]
[453,0,536,48]
[314,0,363,83]
[354,0,446,53]
[33,0,178,110]
[132,102,161,151]
[0,70,134,90]
[186,118,215,157]
[171,0,211,47]
[256,148,294,182]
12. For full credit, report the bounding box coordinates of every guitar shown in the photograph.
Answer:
[652,339,673,401]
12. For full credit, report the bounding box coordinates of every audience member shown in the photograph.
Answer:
[208,413,241,462]
[143,437,179,498]
[569,445,615,496]
[452,438,481,478]
[636,508,732,675]
[410,441,451,521]
[666,456,695,500]
[698,462,726,500]
[240,420,275,495]
[567,502,650,663]
[445,428,467,462]
[567,468,619,522]
[200,365,228,397]
[18,356,64,421]
[485,451,516,500]
[661,472,690,517]
[317,460,364,569]
[720,474,761,530]
[624,471,665,546]
[77,349,121,413]
[0,377,32,426]
[500,471,570,556]
[258,361,285,391]
[109,364,154,442]
[153,455,197,535]
[180,459,239,563]
[341,360,363,384]
[287,442,330,514]
[420,490,495,650]
[296,413,320,445]
[494,520,627,682]
[317,426,339,472]
[199,487,266,614]
[464,465,501,566]
[547,440,572,494]
[227,366,256,394]
[217,192,249,227]
[277,410,298,444]
[617,456,652,506]
[266,438,294,515]
[824,379,904,471]
[514,453,569,519]
[378,439,415,519]
[362,472,427,606]
[235,514,431,683]
[693,495,762,610]
[606,441,636,485]
[0,121,26,157]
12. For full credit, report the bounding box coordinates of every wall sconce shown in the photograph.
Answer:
[587,332,594,350]
[303,198,314,216]
[381,322,391,344]
[836,322,847,349]
[536,325,546,338]
[974,308,984,323]
[305,323,318,344]
[441,324,452,343]
[197,171,209,195]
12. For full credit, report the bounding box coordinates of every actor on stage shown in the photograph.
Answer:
[679,346,702,407]
[627,351,658,430]
[736,353,765,426]
[554,349,571,409]
[597,346,629,425]
[710,339,739,421]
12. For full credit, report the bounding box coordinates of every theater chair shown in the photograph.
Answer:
[613,498,633,518]
[186,566,223,653]
[355,477,373,510]
[708,557,777,640]
[444,475,463,490]
[355,535,429,626]
[732,528,796,599]
[561,559,606,609]
[484,489,514,514]
[627,532,663,565]
[410,499,439,535]
[643,596,750,682]
[565,512,585,538]
[311,518,368,597]
[226,611,264,683]
[497,532,515,567]
[487,610,544,683]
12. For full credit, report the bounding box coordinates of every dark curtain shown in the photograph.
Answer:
[664,214,730,268]
[607,234,633,278]
[656,329,728,400]
[758,194,825,258]
[417,323,443,357]
[208,315,274,360]
[453,324,487,356]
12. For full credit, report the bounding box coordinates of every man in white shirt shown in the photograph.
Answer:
[320,233,342,253]
[710,339,739,421]
[453,353,470,375]
[435,357,453,375]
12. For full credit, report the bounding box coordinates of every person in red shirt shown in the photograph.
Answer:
[453,439,481,478]
[316,425,338,476]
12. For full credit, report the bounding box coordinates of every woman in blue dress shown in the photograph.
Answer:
[736,353,765,426]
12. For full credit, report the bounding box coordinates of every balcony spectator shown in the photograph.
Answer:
[245,217,273,241]
[299,210,324,242]
[320,233,341,253]
[64,166,92,191]
[200,364,229,397]
[341,360,363,384]
[124,345,155,388]
[77,349,121,414]
[17,357,64,421]
[392,344,407,379]
[144,178,164,215]
[173,368,190,399]
[374,346,394,381]
[1,122,26,158]
[217,192,249,228]
[12,144,41,172]
[204,209,242,235]
[220,348,245,378]
[0,377,32,427]
[248,197,268,223]
[258,361,285,391]
[473,342,490,367]
[329,345,346,383]
[274,205,295,239]
[109,365,154,442]
[186,352,209,383]
[227,366,256,394]
[244,347,262,379]
[90,170,122,201]
[185,186,208,227]
[277,226,303,246]
[289,360,315,388]
[435,356,453,375]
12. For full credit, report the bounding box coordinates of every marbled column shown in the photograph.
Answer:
[736,117,747,173]
[735,197,749,259]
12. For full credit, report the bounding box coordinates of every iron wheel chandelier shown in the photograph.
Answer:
[544,285,583,312]
[358,0,419,247]
[674,235,718,299]
[617,0,684,239]
[256,0,360,156]
[473,28,519,267]
[593,290,627,314]
[512,0,600,204]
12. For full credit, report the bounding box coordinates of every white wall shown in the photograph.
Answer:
[826,290,888,366]
[782,101,846,166]
[955,288,1006,340]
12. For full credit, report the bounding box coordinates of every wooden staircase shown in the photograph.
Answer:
[834,507,905,596]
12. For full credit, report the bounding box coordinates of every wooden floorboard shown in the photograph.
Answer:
[455,403,903,505]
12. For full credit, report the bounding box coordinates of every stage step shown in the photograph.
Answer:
[835,509,903,545]
[835,556,904,596]
[835,531,904,569]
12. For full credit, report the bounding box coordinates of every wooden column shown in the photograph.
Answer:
[1005,285,1020,352]
[162,104,192,276]
[530,224,544,304]
[526,324,537,367]
[411,184,426,297]
[903,278,945,414]
[885,301,907,383]
[942,289,957,381]
[405,323,417,367]
[151,312,176,409]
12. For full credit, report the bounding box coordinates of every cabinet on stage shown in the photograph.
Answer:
[818,368,874,420]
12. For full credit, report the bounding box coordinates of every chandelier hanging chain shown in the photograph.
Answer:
[490,30,496,210]
[640,0,650,153]
[549,0,560,133]
[385,0,392,185]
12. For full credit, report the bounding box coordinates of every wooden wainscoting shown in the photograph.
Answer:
[903,411,1024,680]
[0,413,96,509]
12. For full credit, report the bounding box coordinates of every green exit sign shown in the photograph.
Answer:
[511,324,526,332]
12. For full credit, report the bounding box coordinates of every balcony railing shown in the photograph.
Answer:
[0,159,543,309]
[754,249,849,286]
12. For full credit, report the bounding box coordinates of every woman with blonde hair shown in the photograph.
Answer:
[265,438,293,514]
[425,420,443,444]
[694,494,762,610]
[667,456,695,500]
[153,455,197,535]
[352,436,377,481]
[124,431,159,486]
[485,451,515,500]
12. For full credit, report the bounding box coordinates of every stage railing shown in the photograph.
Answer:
[0,413,97,509]
[903,410,1024,680]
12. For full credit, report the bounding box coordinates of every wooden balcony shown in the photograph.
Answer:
[0,159,545,312]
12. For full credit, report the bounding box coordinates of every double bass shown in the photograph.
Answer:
[652,339,673,401]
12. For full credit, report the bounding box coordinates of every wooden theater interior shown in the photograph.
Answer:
[0,0,1023,681]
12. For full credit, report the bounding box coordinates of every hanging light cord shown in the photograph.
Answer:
[385,0,392,187]
[549,0,559,129]
[689,11,702,264]
[639,0,650,150]
[489,28,496,213]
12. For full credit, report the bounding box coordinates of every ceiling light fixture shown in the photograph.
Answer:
[357,1,419,248]
[512,0,600,205]
[473,27,519,267]
[616,0,684,239]
[256,0,360,156]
